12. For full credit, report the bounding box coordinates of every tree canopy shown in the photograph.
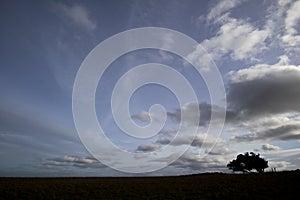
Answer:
[227,152,268,173]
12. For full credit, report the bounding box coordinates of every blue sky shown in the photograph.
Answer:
[1,0,300,176]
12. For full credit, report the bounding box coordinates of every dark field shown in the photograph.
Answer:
[1,171,299,199]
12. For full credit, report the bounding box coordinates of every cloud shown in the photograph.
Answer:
[232,123,300,142]
[170,153,227,171]
[225,55,300,144]
[191,134,219,147]
[136,144,161,152]
[131,111,161,123]
[282,0,300,46]
[44,156,105,168]
[136,54,300,148]
[260,124,300,141]
[278,0,293,7]
[188,17,269,70]
[231,134,256,142]
[264,148,300,171]
[207,147,233,155]
[167,102,226,126]
[263,0,300,55]
[227,56,300,117]
[52,2,96,31]
[159,32,176,61]
[155,133,217,147]
[266,147,300,158]
[192,0,300,71]
[284,0,300,35]
[206,17,269,61]
[0,106,81,157]
[206,0,244,23]
[262,144,281,151]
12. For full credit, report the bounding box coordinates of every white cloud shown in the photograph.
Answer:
[278,0,293,7]
[281,0,300,46]
[207,147,232,155]
[281,34,300,46]
[285,0,300,35]
[229,58,300,83]
[194,0,300,70]
[206,18,269,61]
[132,111,162,123]
[277,54,290,65]
[262,144,281,151]
[189,17,270,70]
[53,2,96,31]
[206,0,244,23]
[159,32,176,61]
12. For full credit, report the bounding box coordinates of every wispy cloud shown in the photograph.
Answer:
[52,2,96,32]
[206,0,245,23]
[44,156,106,168]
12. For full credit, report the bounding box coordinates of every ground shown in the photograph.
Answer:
[0,171,299,199]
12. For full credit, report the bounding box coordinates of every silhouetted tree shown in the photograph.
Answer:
[227,152,268,173]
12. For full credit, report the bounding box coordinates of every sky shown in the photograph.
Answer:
[1,0,300,176]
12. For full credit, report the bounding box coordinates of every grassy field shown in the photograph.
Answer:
[0,171,299,199]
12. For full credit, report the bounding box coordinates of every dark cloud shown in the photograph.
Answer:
[155,135,190,146]
[136,144,160,152]
[232,124,300,142]
[191,135,212,147]
[227,64,300,118]
[224,63,300,143]
[261,124,300,140]
[167,102,226,126]
[156,136,171,145]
